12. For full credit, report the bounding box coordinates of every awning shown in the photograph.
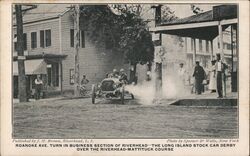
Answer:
[13,59,47,75]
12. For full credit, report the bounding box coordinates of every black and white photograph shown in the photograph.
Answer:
[1,1,249,155]
[11,3,239,139]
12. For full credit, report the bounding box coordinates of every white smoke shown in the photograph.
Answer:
[125,71,192,105]
[125,80,155,105]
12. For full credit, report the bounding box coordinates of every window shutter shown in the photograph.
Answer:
[70,29,74,47]
[23,33,27,50]
[40,30,44,47]
[81,30,85,48]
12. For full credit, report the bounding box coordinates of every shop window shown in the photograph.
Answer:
[47,63,59,87]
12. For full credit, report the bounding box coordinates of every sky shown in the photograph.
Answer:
[139,4,216,21]
[167,4,215,18]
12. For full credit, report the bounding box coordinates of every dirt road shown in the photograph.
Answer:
[13,98,238,139]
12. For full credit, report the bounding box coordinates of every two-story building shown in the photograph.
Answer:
[13,4,128,98]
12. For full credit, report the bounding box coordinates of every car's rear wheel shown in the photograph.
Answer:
[120,86,125,104]
[91,84,96,104]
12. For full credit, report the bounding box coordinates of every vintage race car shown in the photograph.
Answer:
[91,77,134,104]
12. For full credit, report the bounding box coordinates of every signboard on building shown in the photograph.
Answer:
[152,33,160,41]
[154,46,166,63]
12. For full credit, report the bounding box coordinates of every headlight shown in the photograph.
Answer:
[97,83,101,88]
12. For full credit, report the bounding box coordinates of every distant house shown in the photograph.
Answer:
[13,4,128,97]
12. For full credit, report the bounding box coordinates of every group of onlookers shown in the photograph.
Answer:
[178,53,228,98]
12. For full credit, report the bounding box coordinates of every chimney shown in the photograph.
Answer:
[212,5,237,21]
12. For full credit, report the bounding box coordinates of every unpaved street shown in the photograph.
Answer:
[13,98,238,139]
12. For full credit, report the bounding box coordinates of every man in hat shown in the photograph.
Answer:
[34,75,43,100]
[215,53,227,98]
[108,68,119,78]
[192,61,205,94]
[119,68,128,84]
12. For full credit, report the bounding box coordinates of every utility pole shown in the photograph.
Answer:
[73,5,80,97]
[15,5,27,102]
[151,5,163,99]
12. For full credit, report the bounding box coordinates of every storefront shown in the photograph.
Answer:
[13,54,66,98]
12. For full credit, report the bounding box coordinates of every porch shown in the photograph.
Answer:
[150,5,238,93]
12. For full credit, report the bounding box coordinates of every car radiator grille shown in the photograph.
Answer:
[101,81,115,91]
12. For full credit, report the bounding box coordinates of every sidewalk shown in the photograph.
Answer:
[165,91,238,107]
[180,91,238,99]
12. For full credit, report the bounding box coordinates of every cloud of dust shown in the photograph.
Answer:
[125,79,155,105]
[125,71,192,105]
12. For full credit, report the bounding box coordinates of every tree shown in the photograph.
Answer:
[79,5,154,83]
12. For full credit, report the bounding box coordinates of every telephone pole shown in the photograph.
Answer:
[152,5,163,99]
[73,5,80,97]
[15,5,27,102]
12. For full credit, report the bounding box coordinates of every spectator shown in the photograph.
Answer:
[34,75,43,100]
[192,61,205,95]
[177,63,187,86]
[146,71,151,81]
[81,75,89,85]
[215,54,228,98]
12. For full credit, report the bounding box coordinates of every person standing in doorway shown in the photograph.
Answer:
[192,61,205,95]
[34,75,43,100]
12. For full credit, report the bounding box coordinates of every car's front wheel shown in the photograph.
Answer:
[120,86,125,104]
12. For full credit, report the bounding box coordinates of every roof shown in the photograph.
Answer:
[13,59,47,75]
[13,4,71,25]
[161,10,213,26]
